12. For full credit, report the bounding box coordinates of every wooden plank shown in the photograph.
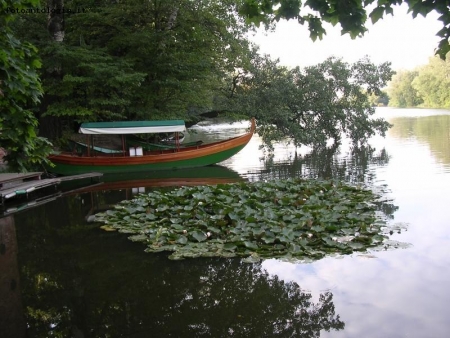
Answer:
[0,172,103,206]
[0,178,61,201]
[0,172,42,188]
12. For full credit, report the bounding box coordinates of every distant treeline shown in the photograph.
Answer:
[387,54,450,109]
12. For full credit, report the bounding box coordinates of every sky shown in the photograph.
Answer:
[249,4,442,71]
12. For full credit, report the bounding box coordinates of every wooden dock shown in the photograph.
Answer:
[0,172,103,205]
[0,172,43,189]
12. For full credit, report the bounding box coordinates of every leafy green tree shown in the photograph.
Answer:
[13,0,254,138]
[387,70,422,107]
[0,0,52,172]
[40,44,147,133]
[238,0,450,59]
[230,55,394,149]
[412,55,450,108]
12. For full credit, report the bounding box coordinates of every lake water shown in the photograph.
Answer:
[1,108,449,337]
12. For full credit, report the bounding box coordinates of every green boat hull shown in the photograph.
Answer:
[48,144,246,176]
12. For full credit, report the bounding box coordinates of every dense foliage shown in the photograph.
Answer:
[388,55,450,108]
[94,179,406,261]
[228,55,394,149]
[239,0,450,59]
[388,70,423,107]
[0,0,52,171]
[11,0,253,134]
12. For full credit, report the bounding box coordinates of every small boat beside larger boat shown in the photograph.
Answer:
[48,118,255,175]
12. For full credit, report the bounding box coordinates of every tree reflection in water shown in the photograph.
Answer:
[257,145,398,222]
[12,143,401,337]
[257,145,389,184]
[14,202,344,337]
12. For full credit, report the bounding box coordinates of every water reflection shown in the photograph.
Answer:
[7,131,402,337]
[0,166,243,218]
[260,109,450,337]
[4,108,450,337]
[256,145,390,184]
[12,203,344,337]
[0,216,26,338]
[245,143,398,226]
[69,165,243,194]
[389,114,450,168]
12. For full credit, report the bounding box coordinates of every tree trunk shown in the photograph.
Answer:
[39,0,65,139]
[166,7,179,30]
[47,0,65,42]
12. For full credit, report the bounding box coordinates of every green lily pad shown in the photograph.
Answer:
[176,235,188,244]
[191,230,207,242]
[244,241,259,250]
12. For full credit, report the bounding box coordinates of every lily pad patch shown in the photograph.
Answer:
[94,179,402,261]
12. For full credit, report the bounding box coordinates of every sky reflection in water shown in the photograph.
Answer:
[248,108,450,338]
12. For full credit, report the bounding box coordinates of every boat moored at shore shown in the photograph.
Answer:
[48,119,255,175]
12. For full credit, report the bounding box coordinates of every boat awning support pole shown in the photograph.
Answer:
[87,135,91,157]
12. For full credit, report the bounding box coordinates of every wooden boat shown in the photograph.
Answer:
[48,118,255,175]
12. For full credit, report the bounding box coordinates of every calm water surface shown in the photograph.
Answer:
[1,108,449,337]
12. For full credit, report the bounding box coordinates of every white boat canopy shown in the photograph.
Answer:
[79,120,186,135]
